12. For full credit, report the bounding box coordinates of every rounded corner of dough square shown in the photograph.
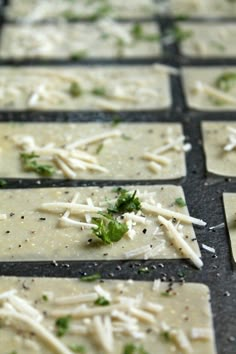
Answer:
[202,121,236,177]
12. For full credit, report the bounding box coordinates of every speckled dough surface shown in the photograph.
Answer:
[182,67,236,111]
[0,277,216,354]
[5,0,159,21]
[223,193,236,263]
[0,22,161,60]
[170,0,236,18]
[0,122,186,180]
[0,66,171,111]
[0,186,201,261]
[179,23,236,58]
[202,122,236,177]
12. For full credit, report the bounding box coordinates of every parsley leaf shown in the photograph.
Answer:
[70,50,87,61]
[166,25,192,43]
[175,197,186,207]
[0,179,7,187]
[214,72,236,92]
[91,86,107,96]
[108,189,141,214]
[80,273,101,282]
[131,23,160,42]
[69,82,83,97]
[123,343,149,354]
[96,143,104,154]
[20,152,55,177]
[55,316,71,337]
[69,344,86,353]
[92,213,128,244]
[95,296,110,306]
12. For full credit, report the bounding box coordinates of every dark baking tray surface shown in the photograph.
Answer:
[0,4,236,354]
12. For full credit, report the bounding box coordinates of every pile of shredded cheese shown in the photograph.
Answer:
[12,130,121,179]
[39,188,205,268]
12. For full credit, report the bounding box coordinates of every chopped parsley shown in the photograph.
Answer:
[91,86,107,96]
[123,343,149,354]
[166,25,193,43]
[80,273,101,282]
[89,4,112,20]
[0,179,7,187]
[131,23,160,42]
[96,143,104,154]
[42,294,48,302]
[69,344,86,353]
[20,152,55,177]
[108,189,141,214]
[138,267,149,274]
[70,50,87,61]
[214,72,236,92]
[95,296,110,306]
[111,115,122,126]
[175,197,186,207]
[92,213,128,244]
[55,315,71,337]
[160,330,171,341]
[69,82,83,97]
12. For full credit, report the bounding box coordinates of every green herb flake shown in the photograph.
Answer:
[175,197,186,207]
[89,4,112,21]
[108,189,141,214]
[92,214,128,244]
[70,50,87,61]
[160,330,171,341]
[42,294,48,302]
[20,152,55,177]
[69,82,83,97]
[69,344,86,353]
[214,72,236,92]
[111,115,122,126]
[91,86,107,96]
[80,273,101,282]
[9,351,17,354]
[96,143,104,154]
[123,343,149,354]
[95,296,110,306]
[167,26,193,43]
[55,315,71,337]
[131,23,160,42]
[0,179,7,187]
[138,267,149,274]
[161,291,172,297]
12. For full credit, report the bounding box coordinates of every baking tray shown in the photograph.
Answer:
[0,3,235,354]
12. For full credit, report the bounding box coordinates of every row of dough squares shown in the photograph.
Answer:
[0,121,235,179]
[4,0,236,19]
[1,65,236,110]
[1,21,236,60]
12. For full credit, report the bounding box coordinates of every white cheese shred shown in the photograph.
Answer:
[158,216,203,269]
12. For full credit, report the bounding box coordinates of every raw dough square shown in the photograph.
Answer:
[0,122,186,180]
[0,185,201,261]
[0,277,216,354]
[183,67,236,111]
[0,22,161,60]
[179,23,236,58]
[0,65,171,111]
[223,193,236,263]
[202,121,236,177]
[170,0,236,18]
[5,0,159,21]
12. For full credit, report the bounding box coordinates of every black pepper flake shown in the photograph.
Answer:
[103,253,108,256]
[5,230,10,234]
[39,217,46,221]
[191,238,197,241]
[21,216,25,219]
[18,244,22,248]
[9,212,15,217]
[87,239,93,243]
[142,228,147,234]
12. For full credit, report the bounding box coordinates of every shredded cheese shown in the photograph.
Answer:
[158,216,203,269]
[193,81,236,105]
[0,214,7,221]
